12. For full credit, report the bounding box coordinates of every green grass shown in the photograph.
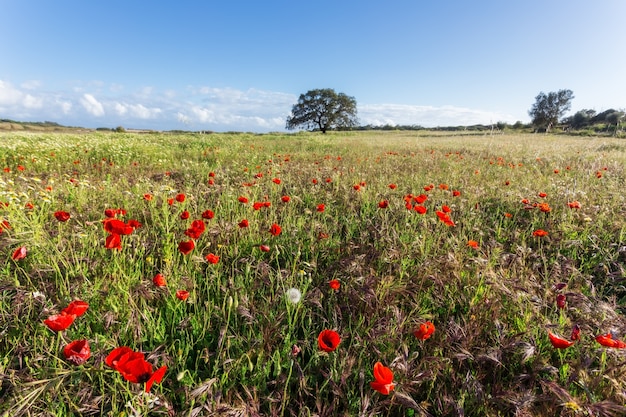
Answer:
[1,130,625,416]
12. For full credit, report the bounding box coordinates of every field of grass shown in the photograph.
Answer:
[1,130,625,416]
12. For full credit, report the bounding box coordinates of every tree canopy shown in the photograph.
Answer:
[286,89,358,133]
[528,89,574,132]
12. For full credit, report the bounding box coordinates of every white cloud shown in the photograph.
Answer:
[0,78,521,131]
[114,102,128,116]
[114,102,162,119]
[190,106,216,123]
[57,99,72,114]
[127,103,161,119]
[177,112,191,125]
[80,94,105,117]
[22,94,43,109]
[0,80,25,106]
[359,103,518,127]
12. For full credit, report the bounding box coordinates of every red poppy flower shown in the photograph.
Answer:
[413,321,435,340]
[439,183,449,190]
[556,294,566,309]
[238,219,249,228]
[105,233,122,250]
[595,333,626,348]
[105,346,135,369]
[54,211,71,222]
[316,204,325,212]
[538,192,547,198]
[548,332,575,349]
[442,205,451,213]
[414,205,427,214]
[44,313,76,332]
[205,253,219,264]
[533,229,548,237]
[272,178,281,184]
[370,362,395,395]
[180,210,190,220]
[63,339,91,365]
[467,240,479,249]
[452,190,461,197]
[252,202,264,210]
[145,365,167,393]
[570,324,581,341]
[436,211,455,227]
[201,210,215,220]
[318,329,341,352]
[378,200,389,209]
[184,219,205,239]
[538,203,551,213]
[117,355,153,384]
[152,273,167,287]
[238,196,249,204]
[103,219,133,235]
[61,300,89,317]
[12,246,27,261]
[567,201,581,209]
[281,195,291,203]
[414,194,428,204]
[143,193,153,201]
[353,184,361,191]
[328,279,340,291]
[168,198,174,205]
[127,219,142,229]
[269,223,282,236]
[104,208,117,218]
[208,178,214,185]
[176,290,190,301]
[175,193,186,203]
[312,178,318,184]
[388,183,397,189]
[178,240,195,255]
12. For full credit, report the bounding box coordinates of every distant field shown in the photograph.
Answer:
[1,130,625,416]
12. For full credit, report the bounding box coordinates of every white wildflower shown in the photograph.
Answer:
[286,288,302,304]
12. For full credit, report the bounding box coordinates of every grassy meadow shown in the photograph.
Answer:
[1,130,625,416]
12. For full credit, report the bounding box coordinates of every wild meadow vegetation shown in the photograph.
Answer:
[1,130,625,416]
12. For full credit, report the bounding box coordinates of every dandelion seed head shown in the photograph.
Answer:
[286,288,302,304]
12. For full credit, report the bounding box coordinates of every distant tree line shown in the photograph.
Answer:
[285,88,624,138]
[529,89,624,136]
[563,108,624,130]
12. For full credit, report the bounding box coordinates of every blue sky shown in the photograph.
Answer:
[2,0,625,132]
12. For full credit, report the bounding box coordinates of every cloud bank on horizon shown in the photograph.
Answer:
[1,79,518,132]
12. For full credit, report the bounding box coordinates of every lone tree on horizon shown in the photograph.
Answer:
[529,89,574,132]
[286,88,358,133]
